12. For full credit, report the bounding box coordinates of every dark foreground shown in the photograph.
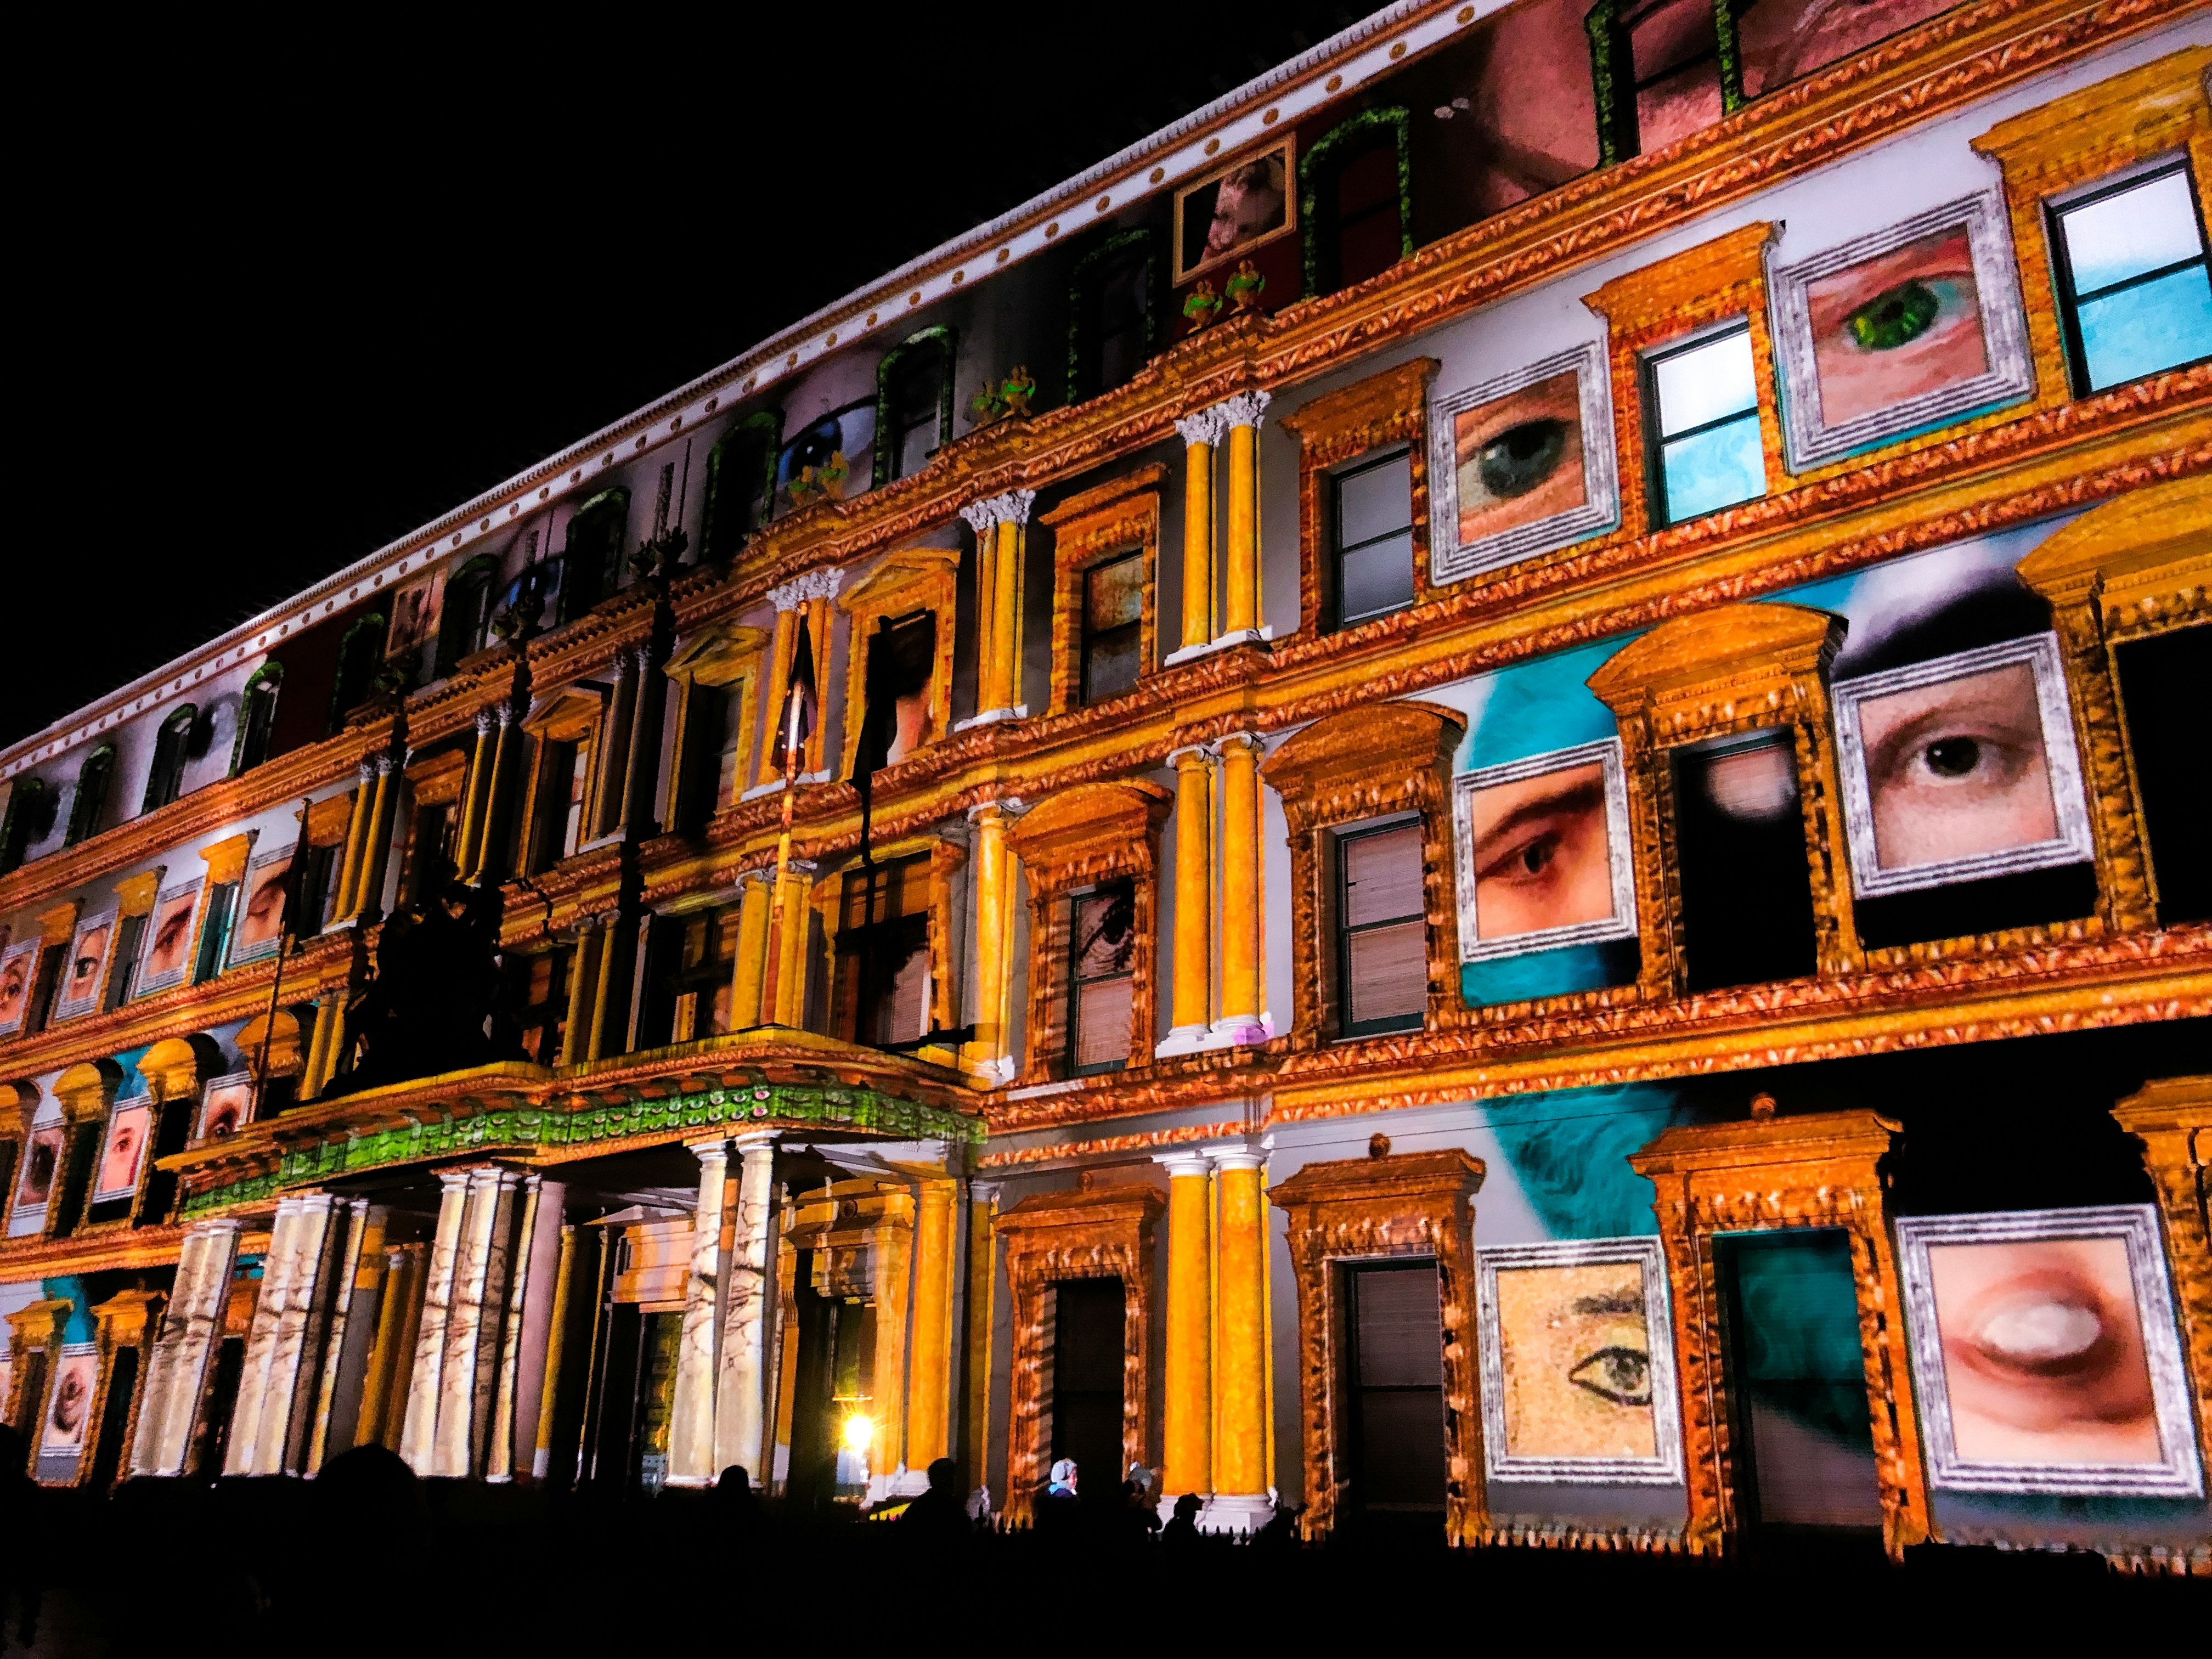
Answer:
[2,1469,2202,1655]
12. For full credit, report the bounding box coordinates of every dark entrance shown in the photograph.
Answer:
[1048,1277,1126,1500]
[87,1345,139,1491]
[1344,1260,1446,1527]
[785,1265,877,1511]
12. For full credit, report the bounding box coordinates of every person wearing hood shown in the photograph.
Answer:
[1036,1458,1080,1532]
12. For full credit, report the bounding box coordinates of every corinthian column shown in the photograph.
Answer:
[956,491,1037,728]
[667,1138,731,1486]
[1166,408,1225,665]
[1218,391,1271,647]
[130,1218,241,1476]
[714,1132,779,1480]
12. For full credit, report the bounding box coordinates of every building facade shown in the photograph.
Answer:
[2,0,2208,1570]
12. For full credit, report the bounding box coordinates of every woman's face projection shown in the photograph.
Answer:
[1466,760,1615,940]
[1496,1261,1659,1459]
[1856,660,2057,870]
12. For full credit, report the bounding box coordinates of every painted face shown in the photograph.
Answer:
[1454,370,1586,543]
[1466,761,1614,940]
[1857,662,2057,870]
[1203,159,1286,261]
[1927,1237,2160,1465]
[1496,1261,1660,1459]
[1807,228,1988,426]
[48,1358,92,1440]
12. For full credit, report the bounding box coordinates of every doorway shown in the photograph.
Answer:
[1343,1260,1447,1529]
[1048,1277,1126,1503]
[785,1269,878,1510]
[87,1346,139,1491]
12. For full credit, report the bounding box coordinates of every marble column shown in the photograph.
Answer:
[727,871,772,1030]
[1168,409,1225,663]
[1217,391,1271,647]
[905,1173,958,1472]
[964,1182,1000,1500]
[227,1193,355,1476]
[1158,745,1216,1057]
[1207,1146,1272,1532]
[129,1218,241,1476]
[621,643,671,837]
[484,1175,547,1483]
[398,1169,472,1474]
[331,759,377,921]
[1155,1152,1214,1508]
[769,863,816,1028]
[1214,732,1268,1046]
[956,491,1037,726]
[433,1167,522,1479]
[713,1132,778,1480]
[667,1138,731,1486]
[305,1200,378,1473]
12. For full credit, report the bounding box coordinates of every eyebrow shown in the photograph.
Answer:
[1471,776,1605,863]
[1570,1292,1644,1316]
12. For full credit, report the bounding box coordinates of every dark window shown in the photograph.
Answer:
[1645,324,1763,526]
[673,682,746,836]
[833,859,930,1048]
[558,490,630,624]
[1048,1277,1126,1496]
[1587,0,1723,163]
[1332,448,1415,627]
[232,670,282,776]
[64,747,114,847]
[328,612,387,734]
[1335,820,1427,1036]
[1068,878,1136,1074]
[1334,143,1403,290]
[2050,160,2212,396]
[298,842,342,936]
[1304,116,1410,298]
[0,777,52,873]
[1345,1261,1446,1522]
[400,800,458,908]
[1669,730,1816,991]
[142,706,200,813]
[668,907,738,1045]
[511,947,572,1065]
[1080,553,1145,703]
[103,914,146,1011]
[704,417,779,560]
[527,738,593,870]
[878,333,953,482]
[2116,623,2211,927]
[195,882,240,984]
[1071,236,1155,401]
[854,612,938,776]
[438,559,499,675]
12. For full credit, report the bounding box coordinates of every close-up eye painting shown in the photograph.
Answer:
[137,884,202,994]
[1454,738,1635,963]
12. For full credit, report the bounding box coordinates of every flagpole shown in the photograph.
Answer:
[764,652,806,1027]
[252,798,313,1115]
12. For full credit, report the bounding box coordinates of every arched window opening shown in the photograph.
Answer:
[437,556,500,675]
[64,744,116,847]
[328,612,387,734]
[0,777,53,874]
[558,488,630,624]
[1068,232,1158,404]
[1300,110,1413,298]
[703,412,782,561]
[142,705,200,813]
[875,328,956,483]
[1586,0,1724,164]
[230,667,284,777]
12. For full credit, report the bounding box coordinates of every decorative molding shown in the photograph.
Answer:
[766,567,844,611]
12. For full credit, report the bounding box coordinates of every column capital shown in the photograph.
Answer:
[374,754,396,777]
[1210,729,1266,758]
[356,758,379,786]
[778,857,820,881]
[768,566,843,611]
[1154,1150,1213,1179]
[1207,1146,1266,1174]
[1168,743,1216,770]
[733,1128,780,1156]
[959,497,1001,536]
[686,1135,732,1161]
[1175,407,1227,448]
[966,796,1029,825]
[970,1179,1002,1205]
[187,1216,245,1241]
[435,1167,476,1193]
[1218,390,1272,431]
[992,488,1037,526]
[475,709,496,737]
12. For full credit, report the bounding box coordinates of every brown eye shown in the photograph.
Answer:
[1922,737,1980,777]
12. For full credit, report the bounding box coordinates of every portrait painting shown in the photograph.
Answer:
[1768,191,2032,469]
[195,1071,258,1143]
[42,1345,99,1453]
[1172,138,1295,283]
[1831,632,2092,897]
[136,880,204,995]
[228,846,295,966]
[1429,343,1618,584]
[52,909,118,1020]
[0,938,41,1036]
[14,1122,64,1212]
[386,565,447,659]
[1475,1237,1683,1484]
[1454,738,1637,964]
[94,1096,154,1203]
[1895,1206,2203,1496]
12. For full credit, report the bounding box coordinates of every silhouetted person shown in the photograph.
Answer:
[1120,1464,1162,1543]
[897,1457,968,1543]
[1161,1492,1203,1548]
[1035,1457,1080,1534]
[1250,1498,1302,1552]
[713,1465,762,1538]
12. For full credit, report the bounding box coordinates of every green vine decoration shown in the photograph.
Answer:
[1297,106,1414,300]
[873,325,957,486]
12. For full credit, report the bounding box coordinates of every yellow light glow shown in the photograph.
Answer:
[842,1413,874,1451]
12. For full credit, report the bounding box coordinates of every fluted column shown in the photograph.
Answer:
[473,707,522,883]
[964,801,1021,1083]
[302,994,345,1098]
[483,1175,546,1483]
[714,1131,778,1480]
[906,1173,958,1472]
[227,1193,354,1476]
[455,710,498,881]
[1169,409,1224,662]
[1214,732,1268,1046]
[667,1138,731,1486]
[130,1218,241,1476]
[331,760,377,921]
[432,1167,522,1478]
[1156,1152,1214,1507]
[304,1199,377,1473]
[1159,745,1216,1057]
[1208,1146,1271,1531]
[398,1169,472,1473]
[769,862,816,1028]
[1218,391,1271,646]
[727,871,772,1030]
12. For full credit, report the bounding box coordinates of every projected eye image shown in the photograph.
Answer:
[96,1099,153,1201]
[1496,1260,1658,1458]
[1466,760,1612,939]
[1454,370,1587,541]
[43,1350,97,1451]
[196,1075,257,1142]
[0,940,37,1035]
[1805,228,1988,426]
[58,916,112,1012]
[231,854,292,960]
[139,888,200,989]
[15,1125,63,1207]
[1855,660,2056,870]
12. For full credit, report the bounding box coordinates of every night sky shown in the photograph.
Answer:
[13,5,1376,751]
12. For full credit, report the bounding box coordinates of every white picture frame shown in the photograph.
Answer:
[134,879,204,996]
[51,907,120,1022]
[0,937,41,1037]
[1454,737,1637,964]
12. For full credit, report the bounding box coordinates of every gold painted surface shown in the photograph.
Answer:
[2111,1074,2212,1488]
[1277,358,1440,634]
[1039,465,1165,718]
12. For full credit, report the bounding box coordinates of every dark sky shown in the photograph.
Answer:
[14,5,1378,751]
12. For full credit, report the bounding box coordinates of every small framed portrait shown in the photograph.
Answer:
[1427,342,1620,585]
[0,936,41,1036]
[135,879,204,995]
[42,1344,99,1454]
[1831,632,2092,897]
[1454,738,1637,963]
[1172,137,1296,283]
[228,846,295,967]
[1475,1236,1684,1486]
[1895,1205,2203,1497]
[94,1095,154,1203]
[195,1071,258,1143]
[51,909,119,1022]
[13,1122,64,1214]
[387,565,448,659]
[1767,190,2033,470]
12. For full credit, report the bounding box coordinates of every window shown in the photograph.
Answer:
[437,557,499,675]
[558,489,630,624]
[231,667,282,776]
[1587,0,1723,163]
[64,746,115,847]
[1067,878,1136,1073]
[875,329,954,483]
[400,800,458,907]
[328,612,387,735]
[1081,553,1145,703]
[1301,111,1412,298]
[298,842,343,935]
[853,610,939,776]
[1334,820,1426,1036]
[1645,324,1764,524]
[833,858,931,1049]
[195,882,240,984]
[0,777,52,873]
[703,413,781,561]
[510,947,572,1065]
[2051,161,2212,396]
[142,706,199,813]
[1332,448,1416,627]
[1669,729,1816,991]
[664,908,738,1045]
[1069,233,1155,402]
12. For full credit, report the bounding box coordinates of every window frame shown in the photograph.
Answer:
[702,410,783,562]
[1040,464,1164,718]
[230,664,284,777]
[1641,318,1766,528]
[1065,876,1139,1076]
[2048,156,2212,399]
[1298,108,1413,300]
[63,744,115,848]
[1330,814,1428,1040]
[1328,444,1418,630]
[1066,229,1160,404]
[142,705,199,814]
[874,326,957,484]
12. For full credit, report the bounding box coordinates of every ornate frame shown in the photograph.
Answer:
[1830,631,2094,897]
[994,1180,1163,1523]
[1299,107,1413,298]
[806,828,969,1061]
[1005,782,1170,1083]
[51,906,119,1022]
[1767,190,2035,471]
[1472,1234,1683,1486]
[1278,357,1437,636]
[1453,738,1638,964]
[662,624,768,823]
[838,549,960,769]
[1173,134,1297,284]
[90,1092,154,1206]
[1894,1203,2203,1498]
[1628,1110,1929,1558]
[1427,342,1620,586]
[1268,1148,1485,1544]
[133,878,205,997]
[225,846,296,969]
[0,936,38,1037]
[1260,702,1465,1051]
[1037,465,1165,716]
[2111,1074,2212,1487]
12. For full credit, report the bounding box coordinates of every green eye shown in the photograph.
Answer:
[1844,279,1941,351]
[1475,417,1568,500]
